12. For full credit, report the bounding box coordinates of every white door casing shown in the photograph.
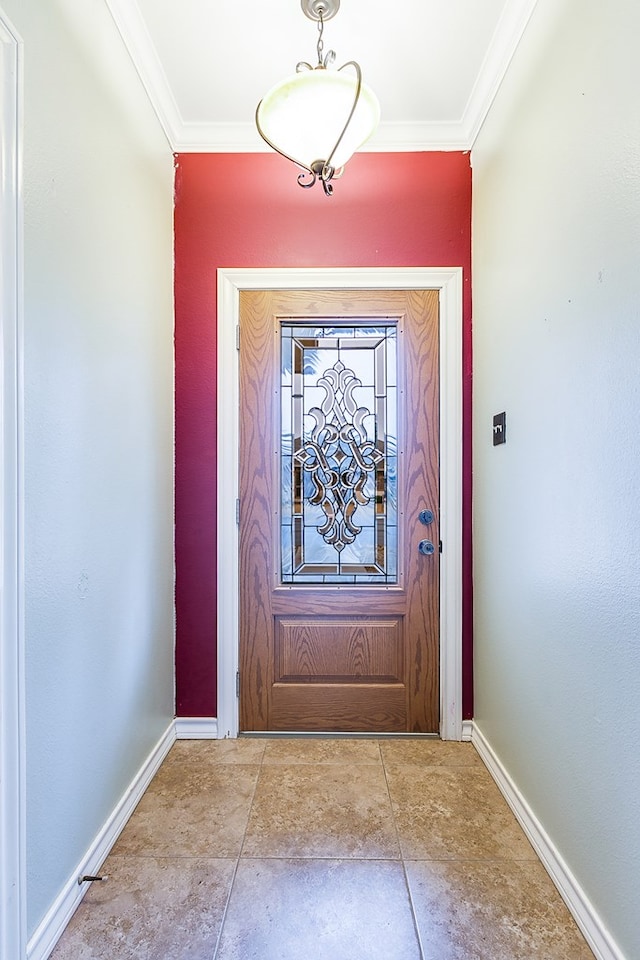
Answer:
[217,267,463,740]
[0,8,26,959]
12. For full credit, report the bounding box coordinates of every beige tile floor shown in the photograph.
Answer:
[51,738,595,960]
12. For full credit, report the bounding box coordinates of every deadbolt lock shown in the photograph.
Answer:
[418,539,435,556]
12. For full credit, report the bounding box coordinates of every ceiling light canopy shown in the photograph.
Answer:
[256,0,380,196]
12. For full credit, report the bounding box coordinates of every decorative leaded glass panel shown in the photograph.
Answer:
[281,322,397,584]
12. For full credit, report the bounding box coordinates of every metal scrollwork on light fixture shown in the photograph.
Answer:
[255,0,380,196]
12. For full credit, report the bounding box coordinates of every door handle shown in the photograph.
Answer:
[419,509,434,526]
[418,539,435,556]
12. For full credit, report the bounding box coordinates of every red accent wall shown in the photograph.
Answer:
[174,151,473,719]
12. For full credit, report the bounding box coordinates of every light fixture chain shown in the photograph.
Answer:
[316,10,324,65]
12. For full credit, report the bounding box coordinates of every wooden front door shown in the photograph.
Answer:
[238,289,440,733]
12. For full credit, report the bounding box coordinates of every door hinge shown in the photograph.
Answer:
[236,498,240,525]
[236,670,240,698]
[236,324,240,351]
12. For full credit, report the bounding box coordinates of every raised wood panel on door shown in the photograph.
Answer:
[276,619,404,682]
[239,289,440,732]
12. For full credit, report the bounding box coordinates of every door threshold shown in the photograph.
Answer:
[239,731,441,739]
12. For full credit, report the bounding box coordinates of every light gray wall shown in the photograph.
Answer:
[472,0,640,956]
[1,0,175,937]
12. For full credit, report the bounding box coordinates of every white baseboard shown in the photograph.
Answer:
[471,723,625,960]
[174,717,218,739]
[461,719,474,741]
[27,722,176,960]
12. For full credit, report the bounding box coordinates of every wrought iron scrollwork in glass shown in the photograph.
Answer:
[281,323,397,584]
[295,359,384,552]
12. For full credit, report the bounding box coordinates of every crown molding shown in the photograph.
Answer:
[106,0,539,153]
[104,0,182,148]
[461,0,540,146]
[173,120,471,154]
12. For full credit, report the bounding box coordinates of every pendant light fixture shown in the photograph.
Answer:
[256,0,380,196]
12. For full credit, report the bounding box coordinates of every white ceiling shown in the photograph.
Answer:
[105,0,539,152]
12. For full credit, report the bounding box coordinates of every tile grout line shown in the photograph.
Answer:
[52,739,591,958]
[379,741,427,960]
[211,745,266,960]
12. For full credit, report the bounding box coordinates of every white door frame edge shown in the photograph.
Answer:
[216,267,464,740]
[0,9,26,959]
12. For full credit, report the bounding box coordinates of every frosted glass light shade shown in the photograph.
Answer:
[256,67,380,172]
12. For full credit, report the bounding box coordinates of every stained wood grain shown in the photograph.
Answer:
[271,684,407,733]
[239,289,440,732]
[276,619,403,682]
